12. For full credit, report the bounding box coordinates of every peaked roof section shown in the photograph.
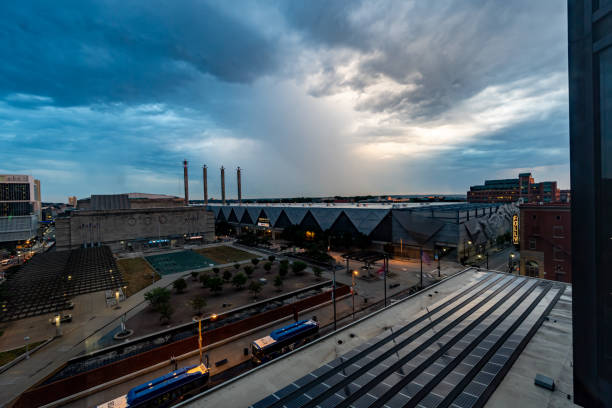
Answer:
[393,211,445,245]
[247,207,261,224]
[283,207,308,225]
[309,208,343,231]
[274,210,293,228]
[342,208,390,235]
[233,207,246,222]
[228,208,240,223]
[300,211,322,231]
[261,207,283,226]
[220,207,232,221]
[240,209,254,225]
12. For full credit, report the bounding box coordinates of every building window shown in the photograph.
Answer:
[532,214,537,220]
[526,261,539,278]
[553,246,564,261]
[553,225,564,238]
[556,215,561,220]
[602,46,612,178]
[529,239,537,250]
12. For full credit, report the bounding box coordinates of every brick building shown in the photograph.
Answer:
[519,203,571,283]
[467,172,560,203]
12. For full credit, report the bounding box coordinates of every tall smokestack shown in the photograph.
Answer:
[202,165,208,205]
[183,160,189,206]
[237,167,242,205]
[221,166,226,205]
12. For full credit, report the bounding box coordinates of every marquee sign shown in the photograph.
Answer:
[512,214,519,245]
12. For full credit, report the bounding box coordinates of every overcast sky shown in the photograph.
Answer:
[0,1,569,202]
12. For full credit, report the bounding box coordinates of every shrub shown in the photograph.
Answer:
[251,258,260,266]
[190,271,198,281]
[144,287,171,310]
[244,266,254,277]
[292,261,307,275]
[232,272,247,289]
[279,259,289,268]
[199,273,210,288]
[212,267,220,275]
[189,295,207,316]
[263,262,272,273]
[234,263,241,271]
[313,266,323,280]
[157,301,173,324]
[279,263,288,278]
[268,255,276,262]
[207,276,224,295]
[173,278,187,294]
[248,280,263,298]
[274,275,283,291]
[222,270,232,282]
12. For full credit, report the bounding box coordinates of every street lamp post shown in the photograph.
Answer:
[419,247,423,289]
[24,336,30,360]
[55,314,62,337]
[508,253,515,273]
[436,250,441,278]
[486,252,489,269]
[331,260,336,331]
[352,270,358,320]
[383,256,388,308]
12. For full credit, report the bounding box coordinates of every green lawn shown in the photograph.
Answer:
[195,246,255,264]
[117,258,161,296]
[0,341,45,366]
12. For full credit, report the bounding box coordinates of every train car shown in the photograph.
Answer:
[97,363,208,408]
[251,319,319,364]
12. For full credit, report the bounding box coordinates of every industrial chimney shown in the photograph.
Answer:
[237,167,242,205]
[202,165,208,205]
[220,166,226,205]
[183,160,189,206]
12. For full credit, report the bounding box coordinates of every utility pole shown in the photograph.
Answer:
[331,260,336,331]
[420,247,423,289]
[384,255,388,307]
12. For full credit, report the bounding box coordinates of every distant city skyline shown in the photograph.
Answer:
[0,1,569,202]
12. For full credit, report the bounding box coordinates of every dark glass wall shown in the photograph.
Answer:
[568,0,612,406]
[0,183,30,201]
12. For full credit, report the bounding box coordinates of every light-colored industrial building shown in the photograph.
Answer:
[55,194,215,251]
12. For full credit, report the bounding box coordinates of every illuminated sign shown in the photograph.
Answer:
[257,217,270,227]
[512,214,519,245]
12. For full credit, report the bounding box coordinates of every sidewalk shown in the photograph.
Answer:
[0,245,268,406]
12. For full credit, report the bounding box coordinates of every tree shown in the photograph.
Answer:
[190,271,198,281]
[251,258,260,267]
[279,263,288,278]
[212,267,220,276]
[313,266,323,280]
[207,276,224,295]
[244,266,254,277]
[234,263,241,271]
[232,272,247,289]
[144,287,171,310]
[292,261,307,276]
[268,255,276,262]
[248,280,263,299]
[173,278,187,294]
[189,295,207,316]
[279,259,289,268]
[199,273,210,288]
[157,301,173,324]
[496,235,505,247]
[263,262,272,273]
[274,275,283,292]
[222,270,232,283]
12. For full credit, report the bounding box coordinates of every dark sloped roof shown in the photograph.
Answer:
[343,209,390,235]
[309,208,343,231]
[90,194,130,211]
[262,207,283,226]
[283,208,308,224]
[392,211,445,245]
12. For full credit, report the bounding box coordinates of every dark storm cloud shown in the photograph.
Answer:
[0,0,279,106]
[282,0,567,121]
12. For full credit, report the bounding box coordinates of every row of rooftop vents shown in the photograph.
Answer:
[183,160,241,207]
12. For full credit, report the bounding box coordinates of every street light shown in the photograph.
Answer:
[114,290,121,309]
[24,336,30,360]
[508,253,516,273]
[352,270,358,320]
[54,314,62,337]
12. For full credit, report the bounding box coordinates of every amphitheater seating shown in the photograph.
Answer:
[0,246,125,322]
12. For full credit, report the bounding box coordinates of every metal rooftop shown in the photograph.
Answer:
[178,269,572,408]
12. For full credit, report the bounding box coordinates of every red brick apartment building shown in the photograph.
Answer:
[467,172,560,203]
[519,203,571,283]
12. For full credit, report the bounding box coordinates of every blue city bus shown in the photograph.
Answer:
[97,364,209,408]
[251,320,319,364]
